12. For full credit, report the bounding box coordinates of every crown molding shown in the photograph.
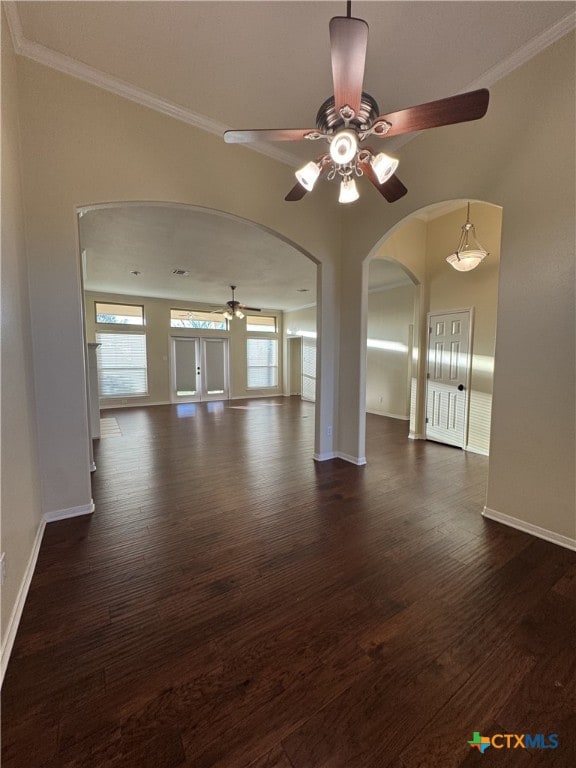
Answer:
[383,9,576,154]
[465,10,576,92]
[3,3,300,169]
[5,3,574,164]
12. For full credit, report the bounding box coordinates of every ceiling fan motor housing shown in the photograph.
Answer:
[316,91,380,134]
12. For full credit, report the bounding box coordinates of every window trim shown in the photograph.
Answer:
[246,336,279,390]
[95,301,145,326]
[245,314,277,333]
[169,308,229,330]
[95,330,149,399]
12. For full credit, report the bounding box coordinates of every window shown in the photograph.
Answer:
[95,302,144,325]
[96,332,148,397]
[246,315,277,333]
[247,338,278,388]
[170,309,227,330]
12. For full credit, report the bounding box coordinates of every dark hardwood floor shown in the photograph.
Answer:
[3,398,575,767]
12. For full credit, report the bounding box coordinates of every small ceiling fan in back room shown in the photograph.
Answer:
[218,285,261,321]
[224,1,489,205]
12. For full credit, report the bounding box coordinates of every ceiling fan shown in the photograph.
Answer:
[218,285,261,320]
[224,1,489,204]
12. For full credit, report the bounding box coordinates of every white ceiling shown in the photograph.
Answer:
[10,2,573,308]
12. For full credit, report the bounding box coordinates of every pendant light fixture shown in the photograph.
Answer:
[446,202,489,272]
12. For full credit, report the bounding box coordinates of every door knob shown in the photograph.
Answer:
[457,384,464,391]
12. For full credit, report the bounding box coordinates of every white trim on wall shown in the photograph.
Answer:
[465,444,489,457]
[1,519,46,686]
[336,452,367,466]
[367,409,410,421]
[313,451,338,462]
[5,2,574,169]
[483,507,576,551]
[43,501,95,523]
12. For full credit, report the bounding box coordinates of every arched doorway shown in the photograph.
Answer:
[364,199,502,458]
[77,201,320,453]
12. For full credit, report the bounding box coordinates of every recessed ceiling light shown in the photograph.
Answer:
[172,269,190,276]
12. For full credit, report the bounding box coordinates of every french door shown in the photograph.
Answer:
[425,310,472,448]
[170,337,229,402]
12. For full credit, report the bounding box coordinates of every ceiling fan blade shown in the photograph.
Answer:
[285,182,308,202]
[224,128,318,144]
[375,89,490,139]
[329,16,369,116]
[359,160,408,203]
[241,306,262,312]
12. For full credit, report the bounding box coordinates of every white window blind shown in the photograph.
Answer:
[96,332,148,397]
[247,338,278,388]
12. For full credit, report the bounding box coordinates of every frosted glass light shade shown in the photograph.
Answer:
[339,177,359,204]
[295,161,320,191]
[446,249,487,271]
[371,152,399,184]
[223,310,233,320]
[235,309,245,319]
[330,130,358,165]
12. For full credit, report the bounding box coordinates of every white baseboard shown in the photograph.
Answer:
[100,400,170,410]
[483,507,576,551]
[43,500,95,523]
[465,444,489,456]
[336,452,367,466]
[366,409,410,421]
[408,432,425,440]
[313,451,337,461]
[1,519,46,686]
[314,451,367,465]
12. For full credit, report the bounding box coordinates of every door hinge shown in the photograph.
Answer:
[425,417,429,423]
[429,327,432,333]
[426,372,430,379]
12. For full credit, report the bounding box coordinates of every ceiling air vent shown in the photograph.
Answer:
[172,269,189,276]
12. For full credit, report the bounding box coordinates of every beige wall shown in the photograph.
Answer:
[85,291,284,404]
[366,284,415,419]
[15,54,341,520]
[0,14,43,668]
[340,32,575,540]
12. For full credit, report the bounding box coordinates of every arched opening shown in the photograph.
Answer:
[77,201,320,458]
[363,199,502,459]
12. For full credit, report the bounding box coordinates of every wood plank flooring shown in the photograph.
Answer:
[3,398,575,767]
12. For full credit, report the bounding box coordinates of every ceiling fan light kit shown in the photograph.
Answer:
[446,203,489,272]
[224,2,489,206]
[371,152,399,185]
[339,176,360,204]
[220,285,259,320]
[295,160,321,191]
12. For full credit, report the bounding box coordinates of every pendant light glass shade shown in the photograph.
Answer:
[446,203,489,272]
[339,177,359,204]
[330,130,358,165]
[371,152,399,184]
[295,161,321,191]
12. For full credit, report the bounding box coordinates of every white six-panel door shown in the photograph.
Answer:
[425,310,472,448]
